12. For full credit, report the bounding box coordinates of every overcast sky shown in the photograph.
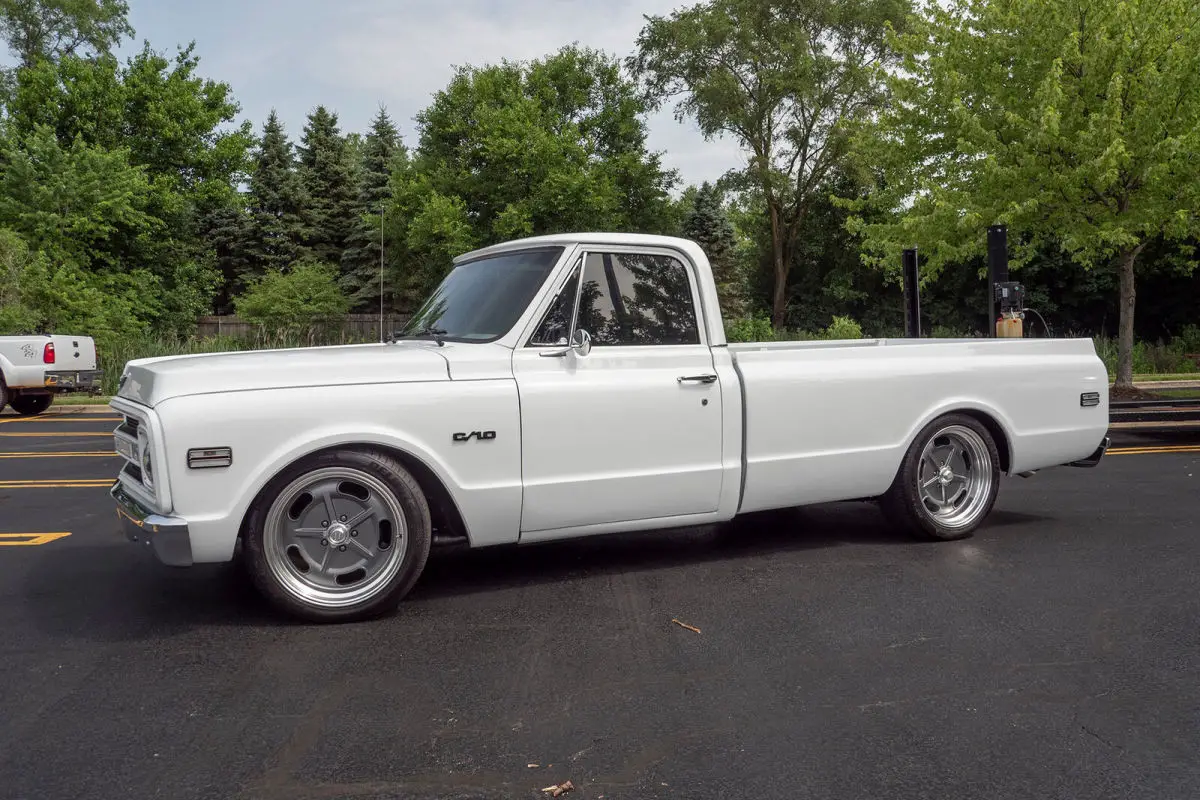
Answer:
[112,0,746,189]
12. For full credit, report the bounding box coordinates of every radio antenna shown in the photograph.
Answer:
[379,204,385,342]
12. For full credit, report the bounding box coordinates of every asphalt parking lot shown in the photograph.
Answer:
[0,409,1198,800]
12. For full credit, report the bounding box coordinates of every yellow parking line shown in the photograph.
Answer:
[0,431,112,437]
[0,479,112,489]
[1109,445,1200,456]
[0,532,72,546]
[0,451,118,458]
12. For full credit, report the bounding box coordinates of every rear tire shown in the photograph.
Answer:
[0,377,7,414]
[9,393,53,416]
[882,413,1001,541]
[242,448,433,623]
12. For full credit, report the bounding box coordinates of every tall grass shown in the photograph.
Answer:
[726,314,1200,378]
[99,330,376,395]
[1093,327,1200,377]
[96,320,1200,396]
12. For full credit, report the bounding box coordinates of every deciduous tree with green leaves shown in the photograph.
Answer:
[412,44,678,245]
[0,0,131,67]
[847,0,1200,387]
[631,0,910,329]
[234,260,350,344]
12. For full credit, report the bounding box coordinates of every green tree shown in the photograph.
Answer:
[383,165,476,311]
[0,0,132,67]
[682,182,744,320]
[244,110,309,281]
[0,123,154,271]
[341,106,404,310]
[298,105,356,267]
[848,0,1200,387]
[0,226,41,332]
[411,44,677,246]
[631,0,910,330]
[5,44,251,327]
[234,260,350,344]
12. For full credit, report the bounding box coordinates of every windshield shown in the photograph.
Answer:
[399,246,566,342]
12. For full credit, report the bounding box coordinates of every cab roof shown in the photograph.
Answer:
[452,232,702,264]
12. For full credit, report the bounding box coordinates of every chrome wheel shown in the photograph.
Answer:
[262,466,408,609]
[916,424,994,530]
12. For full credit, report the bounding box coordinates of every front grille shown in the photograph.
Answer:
[113,412,150,492]
[116,415,140,439]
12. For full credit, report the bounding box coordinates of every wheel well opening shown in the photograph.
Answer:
[958,410,1011,473]
[238,444,471,545]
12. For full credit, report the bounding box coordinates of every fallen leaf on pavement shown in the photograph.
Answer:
[541,779,575,796]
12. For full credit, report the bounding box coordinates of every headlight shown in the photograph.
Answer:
[137,426,154,489]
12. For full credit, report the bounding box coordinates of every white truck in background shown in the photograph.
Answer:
[0,334,102,415]
[108,233,1110,623]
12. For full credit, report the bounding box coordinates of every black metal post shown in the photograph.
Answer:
[987,225,1008,336]
[902,247,920,337]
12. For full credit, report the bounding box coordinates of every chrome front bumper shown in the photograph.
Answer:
[112,481,193,566]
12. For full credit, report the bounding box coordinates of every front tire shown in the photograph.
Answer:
[9,393,53,416]
[882,414,1001,541]
[243,448,432,622]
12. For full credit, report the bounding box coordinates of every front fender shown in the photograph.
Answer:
[153,381,523,563]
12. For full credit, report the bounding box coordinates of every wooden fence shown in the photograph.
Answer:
[195,314,412,341]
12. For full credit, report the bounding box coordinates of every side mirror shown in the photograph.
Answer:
[539,328,593,358]
[572,328,592,357]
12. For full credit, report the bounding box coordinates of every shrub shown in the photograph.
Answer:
[823,315,865,340]
[234,261,351,345]
[726,312,777,343]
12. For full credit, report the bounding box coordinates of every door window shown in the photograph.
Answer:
[576,252,700,346]
[527,251,702,347]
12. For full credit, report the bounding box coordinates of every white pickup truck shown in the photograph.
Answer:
[109,233,1110,622]
[0,334,102,415]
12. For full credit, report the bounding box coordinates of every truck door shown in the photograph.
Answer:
[512,248,725,536]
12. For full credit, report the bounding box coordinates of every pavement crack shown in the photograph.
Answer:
[1080,724,1124,752]
[885,635,934,649]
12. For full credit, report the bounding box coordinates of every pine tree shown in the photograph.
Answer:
[244,110,309,279]
[203,202,252,312]
[341,107,405,311]
[298,105,356,267]
[683,182,743,319]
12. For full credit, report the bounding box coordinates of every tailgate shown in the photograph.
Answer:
[47,336,98,371]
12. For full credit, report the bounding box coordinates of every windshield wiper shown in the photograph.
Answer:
[392,325,448,346]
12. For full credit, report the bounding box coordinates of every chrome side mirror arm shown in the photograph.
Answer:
[538,328,591,358]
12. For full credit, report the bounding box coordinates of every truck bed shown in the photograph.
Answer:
[727,336,1110,513]
[1,334,100,390]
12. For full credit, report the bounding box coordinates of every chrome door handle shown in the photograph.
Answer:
[677,374,718,384]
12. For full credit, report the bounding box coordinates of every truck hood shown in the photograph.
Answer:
[116,342,452,407]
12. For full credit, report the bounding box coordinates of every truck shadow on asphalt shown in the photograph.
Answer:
[19,500,1051,640]
[409,503,1049,604]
